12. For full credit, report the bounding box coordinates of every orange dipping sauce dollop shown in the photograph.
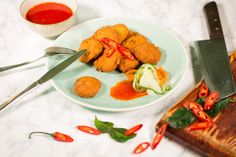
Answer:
[110,80,147,101]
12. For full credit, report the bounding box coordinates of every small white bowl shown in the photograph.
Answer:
[20,0,78,38]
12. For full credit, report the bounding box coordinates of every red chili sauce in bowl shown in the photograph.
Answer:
[26,2,73,25]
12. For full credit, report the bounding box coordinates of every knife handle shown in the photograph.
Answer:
[0,82,39,111]
[204,1,224,39]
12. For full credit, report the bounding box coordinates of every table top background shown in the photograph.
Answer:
[0,0,235,156]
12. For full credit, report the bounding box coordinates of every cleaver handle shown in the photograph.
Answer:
[204,1,224,39]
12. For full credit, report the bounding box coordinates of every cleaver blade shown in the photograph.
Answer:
[195,1,236,99]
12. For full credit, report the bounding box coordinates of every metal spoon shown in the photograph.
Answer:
[0,47,76,72]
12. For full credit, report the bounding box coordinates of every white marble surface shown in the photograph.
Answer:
[0,0,235,157]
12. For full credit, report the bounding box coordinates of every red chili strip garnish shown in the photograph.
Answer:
[29,131,73,142]
[183,101,203,111]
[198,82,209,98]
[76,125,101,135]
[105,47,116,58]
[204,91,219,110]
[133,142,150,154]
[151,123,168,150]
[100,37,135,60]
[187,121,214,131]
[192,108,213,122]
[100,38,118,48]
[116,44,135,60]
[125,124,143,136]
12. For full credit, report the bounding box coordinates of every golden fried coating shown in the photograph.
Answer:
[79,38,103,63]
[126,31,136,38]
[93,26,119,43]
[74,76,101,98]
[118,57,139,73]
[132,43,161,64]
[94,49,122,72]
[122,32,148,50]
[112,24,129,43]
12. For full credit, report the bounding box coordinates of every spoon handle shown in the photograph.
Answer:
[0,56,43,72]
[0,82,39,111]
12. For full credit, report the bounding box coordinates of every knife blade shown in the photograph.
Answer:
[0,49,86,111]
[37,49,86,84]
[195,1,236,99]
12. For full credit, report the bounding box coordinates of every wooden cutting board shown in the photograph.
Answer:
[156,51,236,157]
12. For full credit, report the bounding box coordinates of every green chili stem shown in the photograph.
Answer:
[29,131,53,139]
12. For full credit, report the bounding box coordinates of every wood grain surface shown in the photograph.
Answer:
[157,51,236,157]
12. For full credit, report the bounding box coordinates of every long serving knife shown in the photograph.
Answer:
[195,1,236,99]
[0,49,86,111]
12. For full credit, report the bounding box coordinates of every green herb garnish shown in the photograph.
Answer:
[195,97,205,106]
[168,107,196,129]
[168,97,233,129]
[205,97,232,118]
[94,116,136,143]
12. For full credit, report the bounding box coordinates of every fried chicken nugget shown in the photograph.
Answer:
[74,76,101,98]
[94,49,122,72]
[118,57,139,73]
[79,38,103,63]
[112,24,129,43]
[132,43,161,64]
[93,26,119,43]
[122,32,148,50]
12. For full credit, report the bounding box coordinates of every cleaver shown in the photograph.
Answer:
[195,1,236,99]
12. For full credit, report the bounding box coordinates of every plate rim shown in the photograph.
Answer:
[47,17,189,112]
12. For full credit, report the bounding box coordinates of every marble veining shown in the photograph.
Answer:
[0,0,235,156]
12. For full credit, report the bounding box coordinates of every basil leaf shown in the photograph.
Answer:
[110,128,136,143]
[94,116,113,133]
[94,117,136,143]
[196,97,205,106]
[205,98,231,118]
[168,107,196,129]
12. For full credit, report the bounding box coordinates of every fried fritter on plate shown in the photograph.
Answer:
[112,24,129,43]
[93,26,119,44]
[132,43,161,64]
[122,32,148,50]
[79,38,103,63]
[94,49,122,72]
[74,76,101,98]
[118,57,139,73]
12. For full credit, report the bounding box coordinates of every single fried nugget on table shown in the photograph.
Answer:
[112,24,129,43]
[79,38,103,63]
[94,49,122,72]
[118,57,139,73]
[122,32,148,50]
[93,26,119,45]
[132,43,161,64]
[74,76,101,98]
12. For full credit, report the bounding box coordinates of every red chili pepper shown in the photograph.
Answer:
[204,91,219,110]
[100,37,118,48]
[100,37,135,60]
[187,121,214,131]
[192,108,213,122]
[76,125,101,135]
[116,44,135,60]
[198,82,209,98]
[29,131,73,142]
[151,123,168,150]
[133,142,150,154]
[183,101,203,111]
[125,124,143,136]
[105,47,116,58]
